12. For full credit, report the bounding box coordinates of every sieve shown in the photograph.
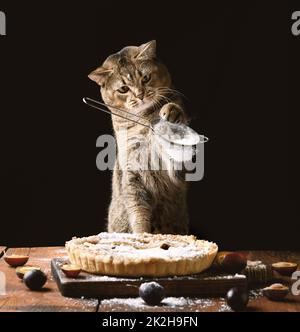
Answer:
[83,97,208,147]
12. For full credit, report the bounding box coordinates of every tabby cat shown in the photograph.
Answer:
[89,40,189,234]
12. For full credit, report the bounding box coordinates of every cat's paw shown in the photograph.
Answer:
[159,103,185,124]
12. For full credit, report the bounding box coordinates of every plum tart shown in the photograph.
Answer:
[66,232,218,277]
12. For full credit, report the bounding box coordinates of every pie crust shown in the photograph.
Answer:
[66,232,218,277]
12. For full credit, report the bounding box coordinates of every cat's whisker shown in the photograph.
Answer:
[155,94,173,104]
[156,87,188,100]
[146,91,155,98]
[157,87,185,96]
[152,96,164,111]
[154,94,166,105]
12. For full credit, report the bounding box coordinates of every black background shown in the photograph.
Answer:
[0,1,295,249]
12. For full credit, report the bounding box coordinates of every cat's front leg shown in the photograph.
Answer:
[159,102,186,124]
[125,173,153,233]
[128,206,152,233]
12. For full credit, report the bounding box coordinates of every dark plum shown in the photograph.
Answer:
[139,282,165,305]
[219,252,247,274]
[23,269,47,290]
[226,287,249,311]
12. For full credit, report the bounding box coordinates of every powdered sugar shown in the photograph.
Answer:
[68,232,217,260]
[91,243,211,259]
[153,120,200,146]
[101,297,189,308]
[72,232,217,260]
[204,273,246,280]
[249,288,264,299]
[100,296,231,311]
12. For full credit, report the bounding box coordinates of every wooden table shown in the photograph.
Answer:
[0,247,299,312]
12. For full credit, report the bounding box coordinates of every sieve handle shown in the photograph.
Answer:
[83,97,153,130]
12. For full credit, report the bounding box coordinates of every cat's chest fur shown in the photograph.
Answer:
[115,126,155,170]
[114,124,185,196]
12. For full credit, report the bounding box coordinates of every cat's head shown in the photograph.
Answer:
[88,41,171,111]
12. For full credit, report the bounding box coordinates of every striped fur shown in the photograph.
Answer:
[89,41,189,234]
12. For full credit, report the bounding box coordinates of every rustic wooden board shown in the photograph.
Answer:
[51,258,247,298]
[0,247,98,312]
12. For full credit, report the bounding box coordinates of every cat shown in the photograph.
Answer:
[89,40,189,234]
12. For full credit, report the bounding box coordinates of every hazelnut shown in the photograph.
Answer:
[263,283,289,301]
[272,262,298,276]
[4,255,29,267]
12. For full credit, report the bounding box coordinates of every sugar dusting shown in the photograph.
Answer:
[101,297,188,308]
[153,120,200,145]
[101,296,231,312]
[57,296,98,312]
[152,120,196,163]
[71,232,217,260]
[249,288,264,299]
[152,119,207,163]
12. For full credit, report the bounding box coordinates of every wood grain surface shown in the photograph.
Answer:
[98,250,300,312]
[0,248,299,312]
[0,247,98,312]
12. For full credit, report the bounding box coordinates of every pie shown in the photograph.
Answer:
[65,232,218,277]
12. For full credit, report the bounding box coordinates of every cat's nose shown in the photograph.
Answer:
[136,91,144,101]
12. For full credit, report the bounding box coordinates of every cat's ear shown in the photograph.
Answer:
[88,67,113,86]
[135,40,156,60]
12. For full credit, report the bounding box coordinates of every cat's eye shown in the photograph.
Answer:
[117,86,129,93]
[142,74,151,84]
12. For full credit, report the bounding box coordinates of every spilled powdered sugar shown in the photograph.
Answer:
[249,288,264,299]
[203,273,246,280]
[101,297,188,308]
[101,296,231,312]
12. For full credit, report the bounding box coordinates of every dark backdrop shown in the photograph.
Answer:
[0,1,295,249]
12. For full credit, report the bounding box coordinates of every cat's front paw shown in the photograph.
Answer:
[159,103,185,124]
